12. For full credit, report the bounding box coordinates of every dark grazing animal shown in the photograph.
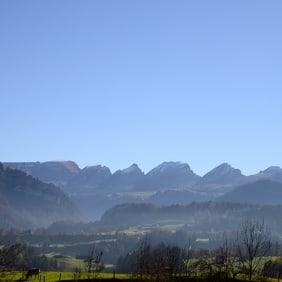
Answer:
[26,268,40,279]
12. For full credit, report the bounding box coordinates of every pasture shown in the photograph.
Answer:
[0,271,130,281]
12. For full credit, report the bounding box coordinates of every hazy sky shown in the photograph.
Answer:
[1,1,282,176]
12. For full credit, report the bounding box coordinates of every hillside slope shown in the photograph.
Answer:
[98,202,282,234]
[0,163,84,229]
[217,179,282,205]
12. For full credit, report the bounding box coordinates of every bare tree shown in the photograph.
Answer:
[84,245,103,279]
[134,237,182,281]
[237,219,272,281]
[135,234,151,279]
[150,243,168,281]
[183,232,196,277]
[213,237,243,280]
[226,239,244,280]
[164,244,182,280]
[85,246,95,275]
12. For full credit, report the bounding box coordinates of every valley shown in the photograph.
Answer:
[4,161,282,221]
[2,161,282,281]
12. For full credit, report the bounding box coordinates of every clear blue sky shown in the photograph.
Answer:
[1,0,282,176]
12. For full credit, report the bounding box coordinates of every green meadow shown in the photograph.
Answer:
[0,271,130,281]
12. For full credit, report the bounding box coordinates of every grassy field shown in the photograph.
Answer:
[0,271,130,281]
[49,254,85,270]
[1,271,280,282]
[119,220,187,236]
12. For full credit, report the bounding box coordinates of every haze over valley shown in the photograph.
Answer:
[2,160,282,232]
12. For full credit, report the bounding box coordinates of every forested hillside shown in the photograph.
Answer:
[98,202,282,235]
[0,163,84,229]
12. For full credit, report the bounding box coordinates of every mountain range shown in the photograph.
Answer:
[4,161,282,221]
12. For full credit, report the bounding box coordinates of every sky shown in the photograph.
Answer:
[1,0,282,176]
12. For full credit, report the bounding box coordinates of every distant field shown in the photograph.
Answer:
[49,239,116,248]
[119,219,186,235]
[47,254,85,270]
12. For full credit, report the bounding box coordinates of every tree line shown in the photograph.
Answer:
[117,219,277,281]
[0,243,58,272]
[1,219,282,281]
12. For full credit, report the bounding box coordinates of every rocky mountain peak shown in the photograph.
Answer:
[198,163,244,185]
[262,166,282,174]
[257,166,282,183]
[3,161,80,186]
[147,161,194,176]
[106,164,144,191]
[114,163,144,176]
[48,161,80,174]
[82,164,111,174]
[68,165,111,190]
[137,161,200,190]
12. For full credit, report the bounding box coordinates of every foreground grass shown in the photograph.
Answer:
[1,272,280,282]
[0,271,130,281]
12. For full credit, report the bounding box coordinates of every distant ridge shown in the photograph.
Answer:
[4,161,80,186]
[3,160,282,220]
[3,160,202,191]
[217,179,282,205]
[5,160,282,189]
